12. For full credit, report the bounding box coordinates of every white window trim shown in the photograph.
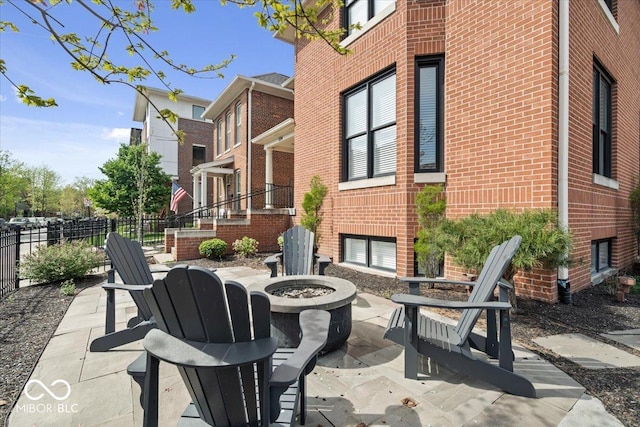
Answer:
[414,172,446,184]
[597,0,619,33]
[591,267,617,286]
[235,103,242,147]
[593,173,619,190]
[340,2,396,48]
[338,175,395,191]
[337,262,397,279]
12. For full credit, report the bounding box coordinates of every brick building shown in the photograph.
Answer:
[132,88,214,214]
[278,0,640,302]
[198,73,295,214]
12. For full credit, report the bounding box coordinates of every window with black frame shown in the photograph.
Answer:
[342,234,396,272]
[343,68,396,182]
[415,56,444,173]
[591,238,612,274]
[593,61,614,178]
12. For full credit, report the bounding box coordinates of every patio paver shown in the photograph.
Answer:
[7,268,628,427]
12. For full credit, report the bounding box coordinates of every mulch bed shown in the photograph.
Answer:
[1,256,638,426]
[0,274,106,425]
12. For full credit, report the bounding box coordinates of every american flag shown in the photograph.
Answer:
[170,182,187,212]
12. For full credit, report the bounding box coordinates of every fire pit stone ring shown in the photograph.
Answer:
[251,275,357,353]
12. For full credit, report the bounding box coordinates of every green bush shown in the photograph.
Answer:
[277,235,284,251]
[60,279,76,296]
[20,240,103,284]
[233,236,259,258]
[300,175,328,244]
[433,208,573,281]
[198,238,227,260]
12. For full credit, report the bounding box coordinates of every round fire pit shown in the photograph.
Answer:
[253,275,357,353]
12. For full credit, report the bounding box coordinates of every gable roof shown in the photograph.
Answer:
[202,74,294,120]
[252,73,290,86]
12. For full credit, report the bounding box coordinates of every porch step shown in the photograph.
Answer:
[153,253,175,264]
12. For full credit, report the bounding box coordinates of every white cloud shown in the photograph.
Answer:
[102,127,131,142]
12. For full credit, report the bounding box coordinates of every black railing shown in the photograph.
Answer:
[0,215,169,300]
[0,229,20,299]
[175,184,293,227]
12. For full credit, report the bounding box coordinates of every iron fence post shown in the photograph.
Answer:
[15,227,21,290]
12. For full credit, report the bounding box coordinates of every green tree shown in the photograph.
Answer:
[1,0,351,141]
[300,175,328,244]
[24,165,62,215]
[58,185,84,217]
[89,144,170,218]
[0,150,27,218]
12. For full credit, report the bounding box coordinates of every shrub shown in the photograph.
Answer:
[233,236,259,258]
[277,235,284,252]
[434,208,573,281]
[300,175,328,244]
[414,184,446,278]
[60,279,76,296]
[20,240,103,284]
[198,238,227,260]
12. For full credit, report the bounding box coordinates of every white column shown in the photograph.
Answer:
[265,147,274,209]
[192,173,200,212]
[201,171,208,215]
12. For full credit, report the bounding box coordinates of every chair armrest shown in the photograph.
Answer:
[264,253,282,277]
[102,282,152,292]
[270,309,330,387]
[143,329,279,368]
[498,278,513,290]
[315,254,332,275]
[398,277,477,287]
[391,293,511,311]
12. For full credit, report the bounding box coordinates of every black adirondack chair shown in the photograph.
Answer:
[141,265,330,426]
[89,232,166,352]
[384,236,536,398]
[264,225,331,277]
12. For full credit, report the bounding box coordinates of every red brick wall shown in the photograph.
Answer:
[213,212,291,253]
[445,0,559,300]
[292,0,640,302]
[209,90,294,211]
[176,118,214,213]
[565,0,640,292]
[293,1,446,275]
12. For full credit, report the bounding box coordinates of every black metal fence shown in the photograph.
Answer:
[0,215,168,300]
[0,229,19,300]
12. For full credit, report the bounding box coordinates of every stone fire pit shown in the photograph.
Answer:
[252,275,357,353]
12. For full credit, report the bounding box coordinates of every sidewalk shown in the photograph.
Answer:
[8,267,629,427]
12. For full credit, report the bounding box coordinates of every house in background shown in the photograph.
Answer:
[195,73,295,216]
[137,74,297,260]
[132,87,214,214]
[277,0,640,302]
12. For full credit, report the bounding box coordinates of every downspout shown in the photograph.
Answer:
[558,0,571,303]
[247,82,256,211]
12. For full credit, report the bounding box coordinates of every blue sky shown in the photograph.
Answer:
[0,1,293,185]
